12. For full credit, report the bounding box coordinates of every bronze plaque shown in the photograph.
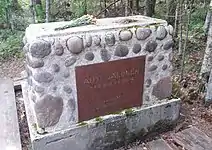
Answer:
[75,56,146,122]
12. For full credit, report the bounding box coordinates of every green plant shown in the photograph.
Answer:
[0,29,24,60]
[95,117,103,123]
[78,121,87,126]
[125,108,135,117]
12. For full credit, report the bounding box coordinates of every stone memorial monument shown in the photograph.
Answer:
[22,15,180,150]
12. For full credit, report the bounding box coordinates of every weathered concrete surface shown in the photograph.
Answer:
[23,15,174,132]
[0,78,22,150]
[22,80,180,150]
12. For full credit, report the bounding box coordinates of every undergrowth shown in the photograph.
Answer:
[0,29,24,60]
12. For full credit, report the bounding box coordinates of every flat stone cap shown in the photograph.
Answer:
[25,15,167,41]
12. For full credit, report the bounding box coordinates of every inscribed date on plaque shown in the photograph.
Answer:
[76,56,146,122]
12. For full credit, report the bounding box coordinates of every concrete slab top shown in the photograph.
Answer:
[25,15,167,40]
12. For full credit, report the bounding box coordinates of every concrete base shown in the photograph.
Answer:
[22,81,181,150]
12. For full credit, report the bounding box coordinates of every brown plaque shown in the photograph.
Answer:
[75,56,146,122]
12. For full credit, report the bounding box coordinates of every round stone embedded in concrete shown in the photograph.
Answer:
[54,43,64,56]
[147,56,154,61]
[85,35,92,47]
[168,53,173,61]
[156,26,167,40]
[162,64,168,70]
[152,76,172,100]
[85,52,94,61]
[27,57,44,68]
[93,35,101,46]
[168,25,174,35]
[146,79,152,87]
[163,39,174,50]
[132,44,141,54]
[34,85,45,93]
[115,45,129,57]
[157,55,164,61]
[144,40,157,52]
[65,57,77,67]
[136,28,152,40]
[63,70,70,78]
[66,36,84,54]
[34,95,63,128]
[149,65,157,71]
[34,72,54,83]
[30,40,51,58]
[52,64,60,72]
[63,85,72,94]
[68,98,76,111]
[119,30,133,41]
[101,49,111,62]
[105,33,115,46]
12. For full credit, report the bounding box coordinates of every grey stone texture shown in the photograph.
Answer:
[119,30,133,41]
[54,43,64,56]
[163,39,174,50]
[34,72,54,83]
[27,56,44,68]
[66,37,84,54]
[101,49,111,62]
[144,40,158,52]
[65,57,77,67]
[24,15,173,133]
[115,45,129,57]
[156,26,167,40]
[34,95,63,128]
[105,33,116,46]
[136,28,152,40]
[153,76,172,100]
[132,44,142,54]
[85,52,95,61]
[30,40,51,58]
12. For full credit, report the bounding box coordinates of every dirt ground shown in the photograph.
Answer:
[2,37,212,149]
[0,57,24,79]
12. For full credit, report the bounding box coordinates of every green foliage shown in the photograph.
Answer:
[0,29,24,60]
[78,121,88,126]
[189,7,207,34]
[35,4,45,22]
[95,117,103,123]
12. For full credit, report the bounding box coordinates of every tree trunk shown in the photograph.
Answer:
[174,0,180,37]
[200,0,212,80]
[124,0,128,16]
[178,0,183,55]
[166,0,177,25]
[30,0,36,23]
[144,0,156,17]
[83,0,87,15]
[136,0,139,12]
[104,0,107,17]
[45,0,50,22]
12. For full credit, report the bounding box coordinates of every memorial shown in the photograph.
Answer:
[22,15,180,150]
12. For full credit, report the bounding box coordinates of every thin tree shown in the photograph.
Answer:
[30,0,36,23]
[124,0,128,16]
[45,0,50,22]
[178,0,183,55]
[144,0,156,17]
[200,0,212,79]
[166,0,177,25]
[181,0,191,80]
